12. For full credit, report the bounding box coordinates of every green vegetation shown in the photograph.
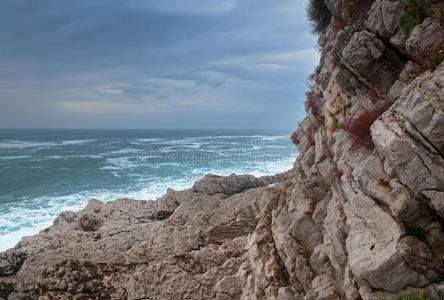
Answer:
[306,0,332,34]
[344,0,354,9]
[391,289,438,300]
[344,0,355,15]
[431,236,444,253]
[336,123,346,129]
[409,227,427,242]
[391,72,399,84]
[285,181,295,189]
[399,0,430,37]
[429,50,444,71]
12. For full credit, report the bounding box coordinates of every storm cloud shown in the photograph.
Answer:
[0,0,319,129]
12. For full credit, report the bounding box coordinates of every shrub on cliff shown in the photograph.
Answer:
[346,104,390,148]
[305,90,322,116]
[391,289,437,300]
[305,90,324,126]
[399,0,430,37]
[344,0,373,19]
[306,0,332,34]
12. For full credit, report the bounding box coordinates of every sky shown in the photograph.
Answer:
[0,0,320,129]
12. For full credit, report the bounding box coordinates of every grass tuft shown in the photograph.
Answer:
[390,289,438,300]
[346,104,390,148]
[429,50,444,71]
[399,0,430,37]
[306,0,332,34]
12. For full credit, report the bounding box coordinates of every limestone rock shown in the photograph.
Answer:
[365,0,400,38]
[406,18,444,62]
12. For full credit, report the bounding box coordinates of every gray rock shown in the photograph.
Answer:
[365,0,400,38]
[192,172,289,196]
[79,213,103,231]
[406,18,444,62]
[341,30,402,92]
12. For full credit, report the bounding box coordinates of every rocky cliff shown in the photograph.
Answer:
[1,0,443,299]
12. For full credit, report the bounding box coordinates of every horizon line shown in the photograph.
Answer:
[0,128,295,131]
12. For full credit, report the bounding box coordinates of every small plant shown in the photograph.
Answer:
[408,227,427,242]
[306,0,332,34]
[329,113,338,133]
[429,49,444,71]
[305,90,324,127]
[346,104,390,148]
[286,181,295,189]
[391,289,437,300]
[336,123,346,129]
[305,90,322,115]
[391,72,399,84]
[399,0,430,37]
[344,0,372,18]
[344,0,355,15]
[431,236,444,253]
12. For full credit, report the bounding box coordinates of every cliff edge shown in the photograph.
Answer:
[1,0,444,298]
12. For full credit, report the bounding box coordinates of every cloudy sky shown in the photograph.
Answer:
[0,0,319,129]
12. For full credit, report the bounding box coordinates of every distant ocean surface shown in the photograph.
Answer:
[0,129,297,251]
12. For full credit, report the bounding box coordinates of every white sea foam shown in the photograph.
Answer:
[136,138,163,143]
[187,142,203,149]
[0,156,32,160]
[0,141,59,148]
[104,157,139,169]
[37,155,103,160]
[0,139,95,149]
[61,139,96,145]
[260,136,289,141]
[77,155,103,159]
[100,166,120,170]
[108,148,141,155]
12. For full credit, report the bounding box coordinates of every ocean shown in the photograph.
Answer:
[0,129,297,251]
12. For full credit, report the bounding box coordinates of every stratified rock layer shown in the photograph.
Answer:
[1,0,443,298]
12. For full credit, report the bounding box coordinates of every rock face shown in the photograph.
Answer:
[1,1,444,299]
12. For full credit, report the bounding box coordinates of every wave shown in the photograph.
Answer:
[0,139,95,149]
[260,136,289,141]
[136,138,163,143]
[0,156,32,160]
[0,176,198,251]
[108,148,141,155]
[61,139,96,145]
[104,157,139,169]
[0,190,110,251]
[100,166,120,170]
[0,141,59,148]
[26,154,104,161]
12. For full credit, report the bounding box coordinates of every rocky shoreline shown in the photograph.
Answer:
[1,0,444,298]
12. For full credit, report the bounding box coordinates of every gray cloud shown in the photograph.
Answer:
[0,0,318,129]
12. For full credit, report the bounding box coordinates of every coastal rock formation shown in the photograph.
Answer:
[1,0,443,298]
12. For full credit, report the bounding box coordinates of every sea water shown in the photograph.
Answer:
[0,129,297,251]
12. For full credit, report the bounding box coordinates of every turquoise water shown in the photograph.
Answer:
[0,129,297,251]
